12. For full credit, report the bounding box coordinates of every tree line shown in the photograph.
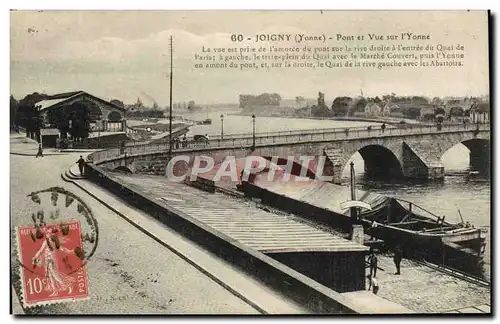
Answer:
[307,94,489,120]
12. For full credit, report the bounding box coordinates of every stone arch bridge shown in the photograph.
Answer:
[90,124,490,184]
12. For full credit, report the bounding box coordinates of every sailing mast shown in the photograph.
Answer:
[339,162,372,215]
[168,35,173,157]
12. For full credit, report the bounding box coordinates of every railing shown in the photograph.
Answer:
[89,122,489,164]
[417,260,490,288]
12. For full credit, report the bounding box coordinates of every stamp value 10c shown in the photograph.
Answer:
[16,221,89,307]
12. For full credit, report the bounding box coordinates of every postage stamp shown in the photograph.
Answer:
[16,221,89,307]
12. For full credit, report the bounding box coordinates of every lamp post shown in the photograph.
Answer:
[220,114,224,140]
[350,161,358,222]
[97,114,101,148]
[251,114,256,151]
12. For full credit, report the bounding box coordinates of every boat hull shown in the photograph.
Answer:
[363,220,486,274]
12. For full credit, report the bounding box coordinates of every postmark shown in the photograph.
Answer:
[14,187,99,308]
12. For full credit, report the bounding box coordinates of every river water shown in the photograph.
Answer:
[173,109,491,277]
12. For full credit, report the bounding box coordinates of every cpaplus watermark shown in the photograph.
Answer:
[165,155,334,182]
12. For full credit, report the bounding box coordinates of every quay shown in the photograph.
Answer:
[79,161,413,314]
[11,133,490,314]
[74,148,489,313]
[10,135,261,314]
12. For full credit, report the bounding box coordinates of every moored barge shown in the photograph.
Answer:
[240,171,487,275]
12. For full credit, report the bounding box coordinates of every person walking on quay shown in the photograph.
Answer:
[35,144,44,158]
[393,245,403,275]
[367,275,379,295]
[76,156,86,176]
[368,250,378,278]
[381,123,386,133]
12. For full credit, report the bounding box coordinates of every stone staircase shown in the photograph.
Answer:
[63,164,88,180]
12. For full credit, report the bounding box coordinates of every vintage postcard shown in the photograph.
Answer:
[10,10,491,315]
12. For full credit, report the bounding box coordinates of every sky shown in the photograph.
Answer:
[10,10,490,106]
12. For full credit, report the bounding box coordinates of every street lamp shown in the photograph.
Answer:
[349,161,358,222]
[97,114,101,148]
[251,114,256,151]
[220,114,224,140]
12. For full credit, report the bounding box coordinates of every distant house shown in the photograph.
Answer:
[445,97,473,114]
[419,105,435,121]
[383,103,404,118]
[364,103,383,117]
[469,102,490,123]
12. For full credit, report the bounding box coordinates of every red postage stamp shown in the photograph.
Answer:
[16,221,89,307]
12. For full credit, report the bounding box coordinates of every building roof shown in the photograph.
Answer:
[37,91,126,112]
[38,93,82,110]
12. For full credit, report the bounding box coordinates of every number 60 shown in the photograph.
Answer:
[231,34,243,42]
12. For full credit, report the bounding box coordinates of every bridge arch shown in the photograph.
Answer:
[342,144,403,179]
[441,138,490,174]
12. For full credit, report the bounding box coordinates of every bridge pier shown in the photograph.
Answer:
[323,149,343,184]
[468,141,490,174]
[402,141,445,180]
